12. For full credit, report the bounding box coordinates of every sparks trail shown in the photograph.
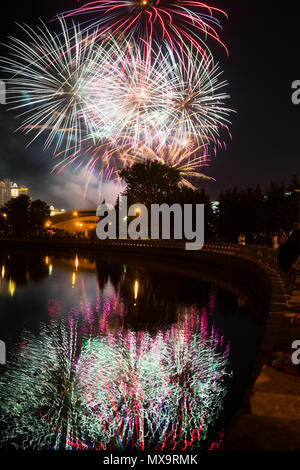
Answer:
[60,0,228,66]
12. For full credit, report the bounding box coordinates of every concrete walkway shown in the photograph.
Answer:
[223,266,300,450]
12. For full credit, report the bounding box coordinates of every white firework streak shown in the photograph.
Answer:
[81,41,175,149]
[162,43,233,149]
[82,41,233,151]
[1,18,125,155]
[51,42,233,186]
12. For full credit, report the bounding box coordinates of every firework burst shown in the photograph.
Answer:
[80,40,176,149]
[162,44,232,150]
[51,42,232,187]
[1,12,233,187]
[81,42,232,149]
[0,18,124,155]
[60,0,228,65]
[117,140,212,188]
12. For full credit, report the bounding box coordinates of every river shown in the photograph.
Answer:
[0,249,265,450]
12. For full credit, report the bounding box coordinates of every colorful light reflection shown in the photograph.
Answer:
[0,309,230,450]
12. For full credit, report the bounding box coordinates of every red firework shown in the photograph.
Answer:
[61,1,228,63]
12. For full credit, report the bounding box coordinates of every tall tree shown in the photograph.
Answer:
[5,195,31,236]
[30,200,50,235]
[119,160,213,240]
[119,160,181,207]
[4,196,50,236]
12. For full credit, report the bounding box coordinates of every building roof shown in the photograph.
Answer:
[50,209,97,224]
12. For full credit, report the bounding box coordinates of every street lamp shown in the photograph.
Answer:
[1,213,7,231]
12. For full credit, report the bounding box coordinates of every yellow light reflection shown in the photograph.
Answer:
[72,272,76,288]
[75,255,79,271]
[49,263,53,276]
[1,266,5,279]
[9,279,15,297]
[134,280,139,300]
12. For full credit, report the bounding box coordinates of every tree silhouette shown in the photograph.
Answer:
[119,160,181,207]
[4,195,50,236]
[31,200,50,235]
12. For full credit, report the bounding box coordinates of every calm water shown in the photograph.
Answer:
[0,249,265,450]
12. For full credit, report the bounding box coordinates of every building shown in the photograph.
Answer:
[0,179,29,207]
[49,209,99,238]
[49,205,66,217]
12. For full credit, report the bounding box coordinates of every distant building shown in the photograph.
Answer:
[50,209,99,238]
[49,205,66,217]
[0,179,29,207]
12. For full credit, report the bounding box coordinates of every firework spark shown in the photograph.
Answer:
[0,18,124,155]
[163,45,232,150]
[52,43,232,186]
[122,141,213,189]
[1,18,233,186]
[60,0,228,64]
[81,42,232,148]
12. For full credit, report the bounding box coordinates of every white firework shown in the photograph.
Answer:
[1,18,123,154]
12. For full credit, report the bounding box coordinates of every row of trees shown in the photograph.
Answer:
[217,175,300,241]
[118,162,300,243]
[0,195,50,236]
[1,164,299,242]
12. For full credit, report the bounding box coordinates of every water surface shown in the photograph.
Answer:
[0,249,265,450]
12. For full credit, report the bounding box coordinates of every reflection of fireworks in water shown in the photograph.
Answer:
[78,322,230,450]
[0,322,94,449]
[60,0,228,65]
[0,313,230,450]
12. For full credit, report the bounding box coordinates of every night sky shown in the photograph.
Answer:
[0,1,299,208]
